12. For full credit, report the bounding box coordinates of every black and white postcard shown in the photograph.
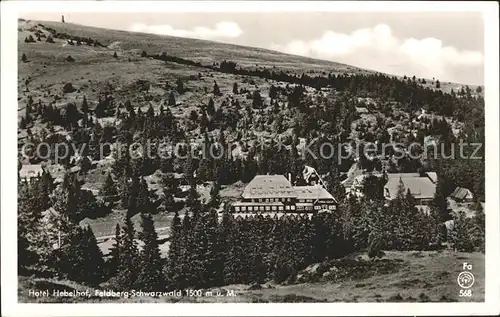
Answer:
[1,1,499,316]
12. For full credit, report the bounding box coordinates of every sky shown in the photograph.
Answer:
[21,12,485,85]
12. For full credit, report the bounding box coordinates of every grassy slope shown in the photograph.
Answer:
[22,20,361,71]
[19,250,484,303]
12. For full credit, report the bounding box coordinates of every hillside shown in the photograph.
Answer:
[19,250,484,303]
[17,18,485,304]
[18,19,474,115]
[18,19,361,114]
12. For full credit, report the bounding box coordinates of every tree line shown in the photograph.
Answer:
[19,168,484,289]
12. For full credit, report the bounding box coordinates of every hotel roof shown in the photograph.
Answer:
[294,185,336,201]
[242,175,296,199]
[384,177,436,200]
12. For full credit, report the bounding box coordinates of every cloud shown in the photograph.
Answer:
[130,21,243,40]
[270,24,483,84]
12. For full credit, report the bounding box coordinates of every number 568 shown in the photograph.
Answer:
[459,289,472,297]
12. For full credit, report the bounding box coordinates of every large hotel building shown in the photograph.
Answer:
[232,174,337,213]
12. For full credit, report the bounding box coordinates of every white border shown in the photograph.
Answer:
[2,1,499,316]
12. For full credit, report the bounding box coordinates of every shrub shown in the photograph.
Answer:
[46,35,55,43]
[24,35,36,43]
[65,55,75,62]
[62,83,76,93]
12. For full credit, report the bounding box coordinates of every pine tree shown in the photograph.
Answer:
[449,211,474,252]
[252,90,263,109]
[176,78,184,94]
[269,85,278,99]
[213,81,221,96]
[118,172,130,208]
[126,175,140,217]
[166,211,182,289]
[83,226,105,284]
[209,181,221,208]
[136,177,152,213]
[58,225,104,285]
[178,212,194,288]
[101,172,118,204]
[367,230,384,259]
[218,208,232,283]
[470,204,485,252]
[113,52,118,58]
[116,210,139,290]
[18,182,53,276]
[190,210,209,287]
[168,92,176,107]
[232,82,239,94]
[207,97,215,116]
[21,53,28,63]
[107,223,122,277]
[137,213,164,291]
[81,96,89,127]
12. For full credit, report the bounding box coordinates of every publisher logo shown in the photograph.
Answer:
[457,271,475,289]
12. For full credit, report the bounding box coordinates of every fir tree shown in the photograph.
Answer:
[136,177,152,213]
[207,97,215,116]
[176,78,184,94]
[213,81,222,96]
[209,181,221,208]
[232,82,239,94]
[269,85,278,99]
[178,212,194,288]
[252,90,263,109]
[100,172,118,204]
[116,210,139,290]
[58,225,105,286]
[449,211,474,252]
[137,213,164,291]
[81,96,89,127]
[107,223,122,277]
[18,182,53,276]
[21,53,28,63]
[166,211,182,289]
[168,92,176,107]
[470,204,485,252]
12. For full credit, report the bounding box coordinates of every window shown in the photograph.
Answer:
[314,205,321,210]
[235,206,240,212]
[248,206,253,211]
[290,205,296,211]
[259,206,264,211]
[242,206,246,212]
[272,206,277,211]
[278,206,284,211]
[285,205,290,210]
[265,206,271,211]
